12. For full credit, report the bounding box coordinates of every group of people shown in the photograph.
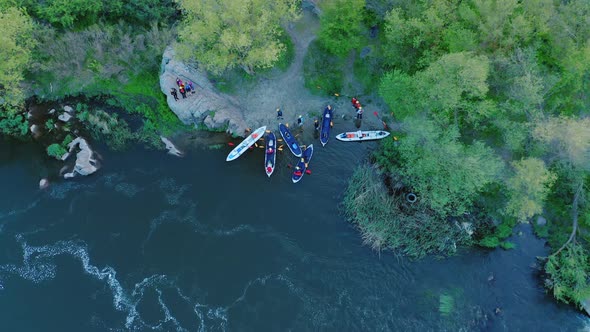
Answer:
[351,97,363,119]
[170,77,195,101]
[274,100,362,133]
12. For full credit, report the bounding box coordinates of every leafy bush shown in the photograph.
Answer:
[303,41,345,96]
[21,0,178,28]
[0,112,28,138]
[318,0,365,57]
[46,143,66,159]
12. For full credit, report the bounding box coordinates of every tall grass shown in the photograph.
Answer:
[343,164,471,258]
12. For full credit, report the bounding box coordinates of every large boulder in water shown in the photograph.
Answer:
[159,47,248,136]
[63,137,99,178]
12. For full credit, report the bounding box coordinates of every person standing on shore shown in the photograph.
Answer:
[351,97,358,108]
[188,81,195,94]
[314,118,319,131]
[179,85,187,99]
[170,88,178,101]
[356,107,363,119]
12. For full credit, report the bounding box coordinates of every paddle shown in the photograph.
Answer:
[373,111,388,129]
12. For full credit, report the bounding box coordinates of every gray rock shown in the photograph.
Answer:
[63,137,98,178]
[581,298,590,317]
[30,124,40,135]
[48,108,56,115]
[63,105,74,114]
[536,216,547,226]
[160,136,183,157]
[58,112,72,122]
[302,0,321,14]
[39,178,49,189]
[159,47,248,136]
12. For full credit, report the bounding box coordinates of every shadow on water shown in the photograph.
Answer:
[0,132,588,331]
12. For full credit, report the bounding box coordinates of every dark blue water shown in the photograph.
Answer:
[0,135,587,331]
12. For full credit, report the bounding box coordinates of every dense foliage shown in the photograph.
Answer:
[176,0,299,74]
[337,0,590,309]
[0,6,35,110]
[317,0,365,57]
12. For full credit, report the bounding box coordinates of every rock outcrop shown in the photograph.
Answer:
[58,112,72,122]
[302,0,321,14]
[159,47,248,136]
[63,137,99,178]
[160,136,183,157]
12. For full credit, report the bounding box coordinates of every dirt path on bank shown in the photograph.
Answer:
[234,10,388,133]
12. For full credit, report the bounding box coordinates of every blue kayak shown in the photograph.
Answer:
[292,144,314,183]
[320,106,333,146]
[278,123,302,157]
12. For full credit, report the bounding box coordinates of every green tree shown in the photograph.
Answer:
[379,52,492,127]
[176,0,300,74]
[397,117,503,217]
[317,0,365,57]
[504,158,556,221]
[35,0,102,28]
[0,6,36,110]
[382,1,460,71]
[545,243,590,308]
[534,116,590,172]
[378,70,417,119]
[46,143,67,159]
[415,52,490,127]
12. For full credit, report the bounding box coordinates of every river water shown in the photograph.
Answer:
[0,131,587,331]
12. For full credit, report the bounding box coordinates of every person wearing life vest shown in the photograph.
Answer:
[356,107,363,119]
[267,147,274,154]
[351,97,358,108]
[294,166,302,176]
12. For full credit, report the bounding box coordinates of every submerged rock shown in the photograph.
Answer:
[63,137,99,178]
[536,216,547,226]
[160,136,183,157]
[159,47,248,136]
[39,178,49,189]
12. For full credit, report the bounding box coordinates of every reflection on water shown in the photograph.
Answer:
[0,137,587,331]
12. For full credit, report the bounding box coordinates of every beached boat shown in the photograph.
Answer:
[320,106,333,146]
[292,144,314,183]
[264,131,277,177]
[335,130,390,142]
[226,126,266,161]
[278,123,302,157]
